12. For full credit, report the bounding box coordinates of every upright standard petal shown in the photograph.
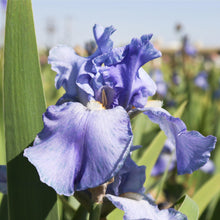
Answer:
[24,102,132,196]
[143,107,216,174]
[93,24,116,54]
[101,34,161,109]
[106,194,187,220]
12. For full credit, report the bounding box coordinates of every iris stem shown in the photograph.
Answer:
[89,203,102,220]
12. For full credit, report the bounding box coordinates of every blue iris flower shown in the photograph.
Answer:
[24,25,216,197]
[194,71,209,90]
[150,69,168,97]
[152,140,215,176]
[182,35,197,57]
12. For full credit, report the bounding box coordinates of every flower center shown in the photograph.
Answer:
[87,100,105,110]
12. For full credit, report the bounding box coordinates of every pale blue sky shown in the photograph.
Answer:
[1,0,220,48]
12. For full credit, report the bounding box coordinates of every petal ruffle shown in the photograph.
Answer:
[93,24,116,54]
[101,34,161,109]
[106,193,187,220]
[24,102,133,196]
[48,45,87,97]
[107,154,146,196]
[143,107,216,174]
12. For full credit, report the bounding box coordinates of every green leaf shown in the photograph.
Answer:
[4,0,58,219]
[137,101,187,187]
[107,208,124,220]
[138,130,167,187]
[173,100,187,118]
[175,194,199,220]
[192,173,220,217]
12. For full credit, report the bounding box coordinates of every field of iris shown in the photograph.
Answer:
[1,1,220,220]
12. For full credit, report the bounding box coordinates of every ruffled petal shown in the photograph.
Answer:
[143,107,216,174]
[94,46,127,67]
[106,193,187,220]
[130,68,157,108]
[93,24,116,54]
[107,154,146,196]
[0,165,7,194]
[101,34,161,109]
[48,45,87,98]
[24,102,133,196]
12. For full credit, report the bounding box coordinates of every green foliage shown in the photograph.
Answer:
[3,0,58,219]
[175,195,199,220]
[193,173,220,217]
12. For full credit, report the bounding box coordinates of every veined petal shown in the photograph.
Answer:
[143,107,216,174]
[24,102,133,196]
[107,154,146,196]
[0,165,7,194]
[106,193,187,220]
[130,68,157,108]
[48,45,87,97]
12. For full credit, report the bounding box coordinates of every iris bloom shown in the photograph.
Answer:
[194,71,209,90]
[24,25,216,197]
[182,35,197,57]
[152,140,215,176]
[149,69,168,97]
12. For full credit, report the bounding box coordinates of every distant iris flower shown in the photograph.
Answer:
[172,71,181,86]
[0,165,7,194]
[24,25,216,196]
[150,69,168,97]
[194,71,209,90]
[183,35,197,57]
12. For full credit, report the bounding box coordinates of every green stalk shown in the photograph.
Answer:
[89,203,102,220]
[155,150,175,201]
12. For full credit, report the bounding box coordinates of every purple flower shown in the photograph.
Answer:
[194,71,209,90]
[24,25,160,196]
[107,147,146,196]
[183,35,197,57]
[150,69,168,97]
[0,165,7,194]
[23,24,216,198]
[129,106,216,175]
[152,140,215,176]
[106,193,187,220]
[172,72,181,86]
[0,0,7,10]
